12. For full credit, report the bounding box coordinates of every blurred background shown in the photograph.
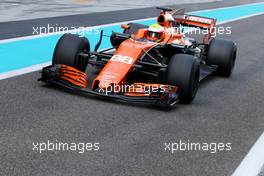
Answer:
[0,0,221,22]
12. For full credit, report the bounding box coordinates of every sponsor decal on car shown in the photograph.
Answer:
[110,55,134,65]
[186,16,212,24]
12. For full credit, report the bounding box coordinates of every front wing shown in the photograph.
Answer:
[39,64,180,106]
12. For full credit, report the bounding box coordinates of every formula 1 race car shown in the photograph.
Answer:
[40,7,237,107]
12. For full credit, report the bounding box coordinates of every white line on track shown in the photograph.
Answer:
[232,132,264,176]
[0,62,51,80]
[192,1,264,13]
[0,17,155,44]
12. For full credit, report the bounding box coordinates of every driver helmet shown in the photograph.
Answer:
[147,24,165,42]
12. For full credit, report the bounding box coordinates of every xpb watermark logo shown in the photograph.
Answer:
[32,140,100,154]
[164,140,232,154]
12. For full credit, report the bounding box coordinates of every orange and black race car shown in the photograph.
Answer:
[40,7,237,107]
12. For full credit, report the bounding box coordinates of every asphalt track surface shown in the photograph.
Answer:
[1,1,264,176]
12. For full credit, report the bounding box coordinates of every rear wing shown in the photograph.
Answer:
[170,8,217,43]
[175,15,216,28]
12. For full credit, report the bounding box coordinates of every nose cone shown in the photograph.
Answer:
[92,39,156,91]
[98,73,118,89]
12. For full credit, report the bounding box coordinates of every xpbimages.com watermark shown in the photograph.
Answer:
[176,24,232,37]
[32,24,100,37]
[32,140,100,154]
[164,140,232,154]
[98,83,169,95]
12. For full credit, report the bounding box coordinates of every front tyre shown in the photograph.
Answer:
[207,38,237,77]
[52,33,90,72]
[166,54,200,104]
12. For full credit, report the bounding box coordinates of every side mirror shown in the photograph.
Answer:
[121,24,130,30]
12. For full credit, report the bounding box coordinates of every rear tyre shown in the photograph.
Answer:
[123,23,148,34]
[166,54,200,104]
[53,33,90,72]
[207,38,237,77]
